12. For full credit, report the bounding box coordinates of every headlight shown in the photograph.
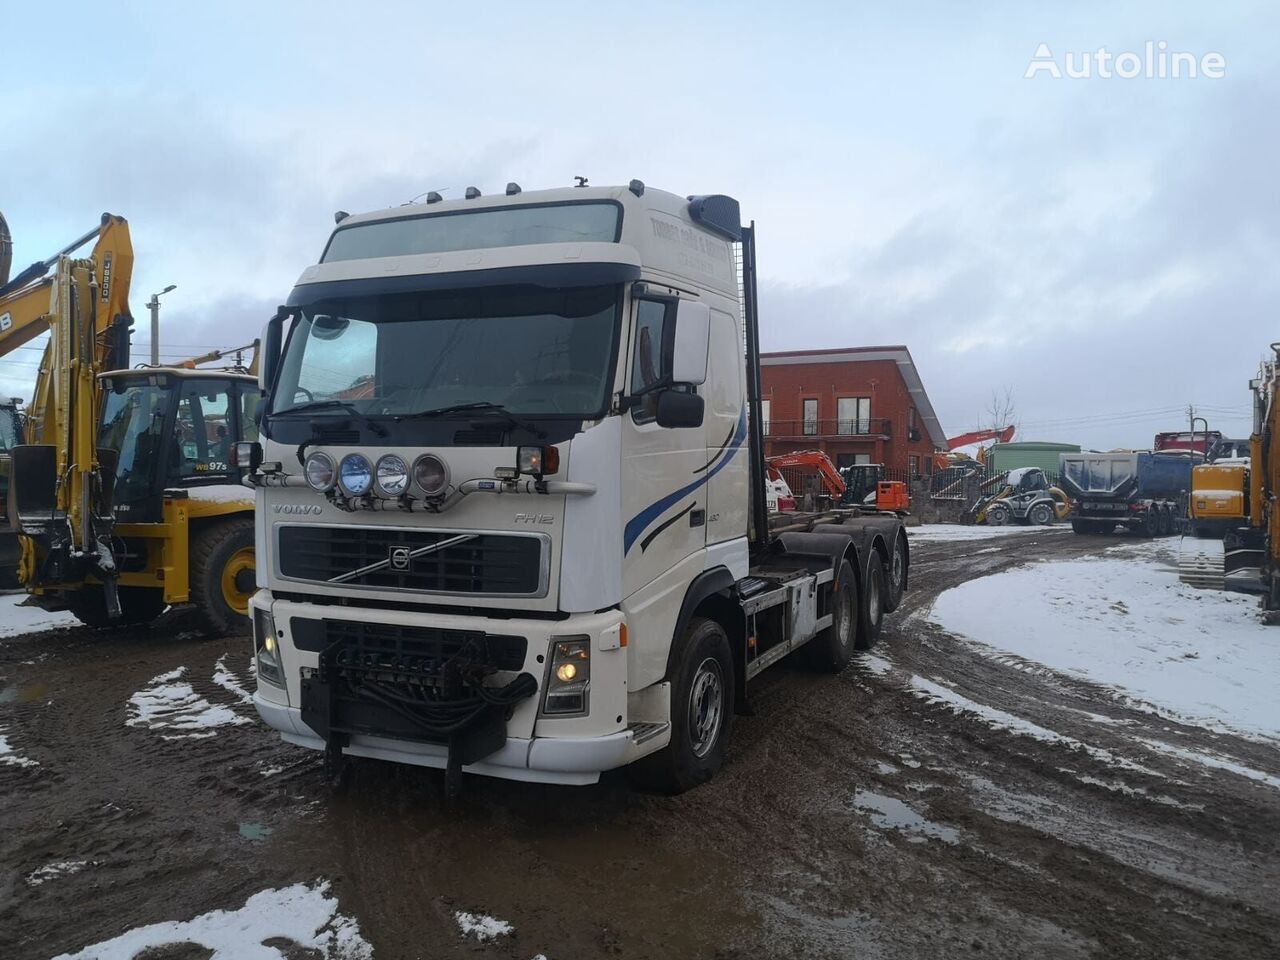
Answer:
[304,452,335,492]
[412,454,450,498]
[338,453,373,496]
[375,454,409,497]
[542,636,590,715]
[253,608,284,687]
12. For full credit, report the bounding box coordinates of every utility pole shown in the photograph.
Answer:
[147,285,177,365]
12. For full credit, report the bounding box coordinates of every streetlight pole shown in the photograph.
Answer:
[147,284,177,365]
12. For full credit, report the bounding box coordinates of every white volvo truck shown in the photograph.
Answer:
[242,182,910,794]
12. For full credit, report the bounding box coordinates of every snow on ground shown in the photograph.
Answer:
[27,860,94,886]
[52,880,372,959]
[455,910,514,941]
[908,523,1070,542]
[927,542,1280,742]
[0,727,39,768]
[213,654,255,705]
[127,667,250,739]
[0,594,77,638]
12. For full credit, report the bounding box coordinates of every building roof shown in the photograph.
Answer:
[760,346,947,449]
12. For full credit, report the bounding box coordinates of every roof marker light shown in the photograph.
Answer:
[629,179,645,197]
[426,191,443,204]
[334,210,350,223]
[465,186,482,199]
[505,182,521,196]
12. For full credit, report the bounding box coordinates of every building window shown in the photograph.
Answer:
[836,453,872,468]
[837,397,870,435]
[760,399,771,435]
[923,455,933,477]
[802,398,818,435]
[909,454,921,479]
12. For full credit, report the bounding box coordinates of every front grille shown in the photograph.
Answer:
[278,525,545,596]
[295,616,527,672]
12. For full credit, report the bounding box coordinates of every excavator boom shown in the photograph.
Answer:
[947,425,1015,450]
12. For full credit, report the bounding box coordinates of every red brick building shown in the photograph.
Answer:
[760,346,946,479]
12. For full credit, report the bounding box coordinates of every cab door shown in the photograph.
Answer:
[620,296,708,597]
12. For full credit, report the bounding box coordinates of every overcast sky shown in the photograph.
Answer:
[3,1,1274,449]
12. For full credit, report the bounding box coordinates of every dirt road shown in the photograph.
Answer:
[2,530,1278,959]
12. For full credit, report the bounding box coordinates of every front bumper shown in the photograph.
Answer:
[251,592,669,785]
[253,691,666,786]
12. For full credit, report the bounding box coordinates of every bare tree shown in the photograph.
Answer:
[983,386,1019,436]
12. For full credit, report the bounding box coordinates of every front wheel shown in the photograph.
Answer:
[629,617,734,794]
[1028,502,1053,526]
[985,503,1010,526]
[189,517,256,636]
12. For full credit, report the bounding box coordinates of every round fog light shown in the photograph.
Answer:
[304,452,336,491]
[375,454,409,497]
[413,454,450,497]
[555,663,578,682]
[338,453,373,496]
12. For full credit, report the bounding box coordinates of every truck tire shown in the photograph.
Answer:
[1071,519,1089,535]
[883,531,907,614]
[805,558,858,671]
[1028,502,1053,526]
[856,554,885,650]
[1143,510,1160,538]
[986,503,1010,526]
[629,617,734,794]
[65,585,166,629]
[188,517,256,637]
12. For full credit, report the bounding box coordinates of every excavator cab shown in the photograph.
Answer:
[840,463,885,507]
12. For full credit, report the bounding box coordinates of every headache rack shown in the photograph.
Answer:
[298,618,536,793]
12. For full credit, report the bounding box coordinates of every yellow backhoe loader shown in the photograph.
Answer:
[0,211,257,633]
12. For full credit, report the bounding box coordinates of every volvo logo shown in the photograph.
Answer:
[273,503,324,515]
[389,546,411,571]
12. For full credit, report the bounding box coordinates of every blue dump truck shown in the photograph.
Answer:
[1059,450,1197,536]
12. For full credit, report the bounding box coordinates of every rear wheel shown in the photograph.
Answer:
[1143,510,1160,538]
[1028,502,1053,526]
[856,554,885,650]
[1071,519,1089,535]
[883,532,907,613]
[629,617,734,794]
[189,517,256,636]
[807,559,858,671]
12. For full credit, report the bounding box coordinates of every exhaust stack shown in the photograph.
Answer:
[0,211,11,287]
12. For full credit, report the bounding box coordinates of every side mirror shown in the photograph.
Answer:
[656,390,704,429]
[670,300,710,386]
[260,309,285,395]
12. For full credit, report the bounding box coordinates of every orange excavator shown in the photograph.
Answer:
[934,425,1015,471]
[765,450,910,514]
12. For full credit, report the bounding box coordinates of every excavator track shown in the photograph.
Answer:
[1176,537,1225,590]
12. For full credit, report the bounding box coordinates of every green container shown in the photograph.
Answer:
[988,441,1081,477]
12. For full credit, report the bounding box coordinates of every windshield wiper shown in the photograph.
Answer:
[397,401,546,438]
[270,399,387,436]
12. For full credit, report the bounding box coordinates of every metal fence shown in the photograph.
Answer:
[765,417,894,440]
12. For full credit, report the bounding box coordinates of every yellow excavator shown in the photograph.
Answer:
[0,210,257,633]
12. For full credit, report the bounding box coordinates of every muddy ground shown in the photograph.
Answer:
[2,530,1278,959]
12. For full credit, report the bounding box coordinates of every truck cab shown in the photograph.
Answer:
[247,183,907,792]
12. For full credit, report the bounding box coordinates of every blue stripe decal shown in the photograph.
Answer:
[624,408,748,554]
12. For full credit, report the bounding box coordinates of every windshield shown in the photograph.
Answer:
[322,202,621,262]
[270,285,620,419]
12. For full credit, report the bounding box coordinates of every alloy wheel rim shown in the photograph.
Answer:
[221,547,256,615]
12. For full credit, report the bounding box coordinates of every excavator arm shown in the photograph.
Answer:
[766,450,847,498]
[0,212,135,614]
[946,426,1015,450]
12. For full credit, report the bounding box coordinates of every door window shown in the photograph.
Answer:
[803,398,818,435]
[630,299,673,423]
[172,381,235,480]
